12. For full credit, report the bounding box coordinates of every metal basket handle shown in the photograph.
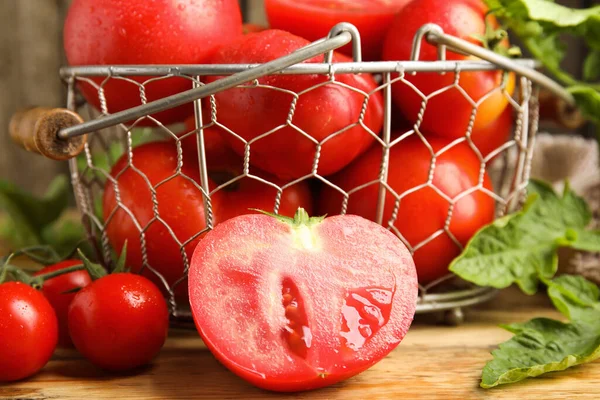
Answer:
[56,23,361,141]
[10,22,580,159]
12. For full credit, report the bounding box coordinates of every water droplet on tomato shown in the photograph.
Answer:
[340,286,394,350]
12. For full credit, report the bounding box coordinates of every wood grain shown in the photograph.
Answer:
[0,0,72,195]
[0,304,598,399]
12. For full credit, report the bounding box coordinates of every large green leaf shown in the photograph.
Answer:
[0,176,70,246]
[483,0,600,124]
[481,318,600,388]
[449,180,593,294]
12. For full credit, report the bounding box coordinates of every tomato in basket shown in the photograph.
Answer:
[471,105,514,159]
[318,135,496,284]
[63,0,243,126]
[264,0,412,61]
[0,282,58,382]
[180,118,315,222]
[189,209,418,392]
[382,0,516,140]
[210,169,315,225]
[103,141,223,301]
[206,29,384,181]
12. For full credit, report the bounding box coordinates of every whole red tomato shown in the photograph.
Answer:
[265,0,412,61]
[103,141,223,301]
[180,119,315,222]
[68,273,169,372]
[471,105,514,159]
[189,210,418,391]
[180,116,241,170]
[207,29,384,180]
[0,282,58,382]
[34,260,92,348]
[63,0,243,126]
[382,0,515,140]
[319,135,496,284]
[211,170,315,224]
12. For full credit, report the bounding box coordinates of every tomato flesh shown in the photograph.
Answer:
[189,212,418,392]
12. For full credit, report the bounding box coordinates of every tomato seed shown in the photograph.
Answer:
[281,278,310,359]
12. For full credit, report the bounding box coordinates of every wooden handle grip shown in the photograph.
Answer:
[9,107,87,160]
[538,89,585,131]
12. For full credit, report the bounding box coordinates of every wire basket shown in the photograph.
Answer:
[12,23,574,325]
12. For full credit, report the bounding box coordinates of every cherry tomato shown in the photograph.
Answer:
[189,210,418,391]
[265,0,412,61]
[319,135,496,284]
[33,260,92,348]
[471,104,514,159]
[206,29,384,180]
[103,141,223,301]
[68,273,169,372]
[63,0,243,126]
[382,0,515,140]
[0,282,58,382]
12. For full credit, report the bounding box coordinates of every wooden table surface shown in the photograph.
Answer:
[1,288,598,399]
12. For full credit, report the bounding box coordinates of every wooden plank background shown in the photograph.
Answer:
[0,0,589,195]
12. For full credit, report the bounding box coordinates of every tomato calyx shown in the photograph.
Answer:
[252,207,325,228]
[471,12,522,59]
[0,242,129,290]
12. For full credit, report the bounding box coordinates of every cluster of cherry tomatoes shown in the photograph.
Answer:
[0,257,169,382]
[63,0,513,300]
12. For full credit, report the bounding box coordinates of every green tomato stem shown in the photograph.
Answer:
[33,263,85,282]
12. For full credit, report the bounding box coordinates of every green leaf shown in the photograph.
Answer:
[561,229,600,252]
[484,0,600,125]
[40,218,92,260]
[519,0,600,30]
[481,318,600,388]
[547,275,600,322]
[0,175,70,228]
[449,180,591,294]
[584,50,600,82]
[0,176,70,246]
[482,274,600,388]
[567,85,600,124]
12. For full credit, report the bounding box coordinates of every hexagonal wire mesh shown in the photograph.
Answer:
[59,24,543,323]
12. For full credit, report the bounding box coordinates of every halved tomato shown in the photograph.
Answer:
[189,209,418,392]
